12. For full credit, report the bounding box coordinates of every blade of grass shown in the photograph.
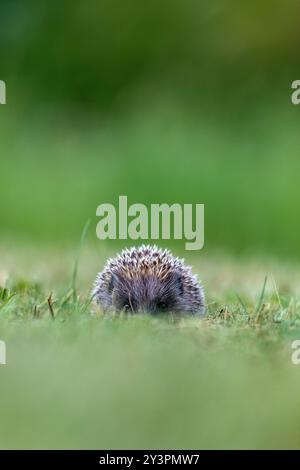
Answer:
[271,273,282,309]
[47,293,55,319]
[255,275,268,316]
[0,292,15,310]
[81,295,94,314]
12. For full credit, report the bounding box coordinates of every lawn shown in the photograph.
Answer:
[1,242,300,449]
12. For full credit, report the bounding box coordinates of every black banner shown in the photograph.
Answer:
[0,450,298,467]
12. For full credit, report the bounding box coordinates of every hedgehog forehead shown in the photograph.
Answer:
[107,249,190,279]
[111,258,174,280]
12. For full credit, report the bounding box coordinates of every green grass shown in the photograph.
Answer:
[1,243,300,449]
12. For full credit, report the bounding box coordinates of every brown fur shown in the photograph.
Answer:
[92,245,205,315]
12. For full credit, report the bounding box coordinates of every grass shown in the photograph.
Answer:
[1,242,300,449]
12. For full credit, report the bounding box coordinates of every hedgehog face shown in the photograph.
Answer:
[110,271,184,314]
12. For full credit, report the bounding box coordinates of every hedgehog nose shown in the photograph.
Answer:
[139,303,156,315]
[136,305,149,314]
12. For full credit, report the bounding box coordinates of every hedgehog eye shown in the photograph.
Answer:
[123,303,131,312]
[157,301,167,311]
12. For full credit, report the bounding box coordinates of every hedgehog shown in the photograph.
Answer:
[92,245,205,315]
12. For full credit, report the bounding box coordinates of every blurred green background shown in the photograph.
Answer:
[2,1,300,452]
[1,0,300,258]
